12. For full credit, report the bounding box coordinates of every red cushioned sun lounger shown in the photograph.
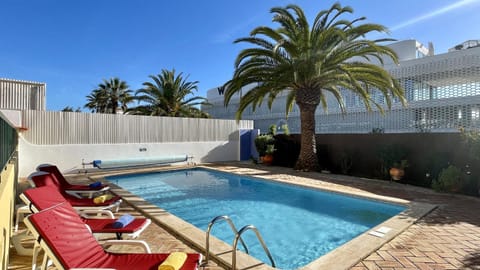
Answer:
[21,186,151,239]
[24,202,202,270]
[29,172,122,212]
[37,164,109,198]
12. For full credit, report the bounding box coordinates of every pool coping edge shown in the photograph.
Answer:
[94,165,436,270]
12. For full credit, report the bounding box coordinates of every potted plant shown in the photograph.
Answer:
[377,144,408,180]
[262,144,276,165]
[389,159,408,181]
[254,134,274,163]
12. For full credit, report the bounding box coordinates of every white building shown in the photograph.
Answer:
[204,40,480,133]
[449,40,480,52]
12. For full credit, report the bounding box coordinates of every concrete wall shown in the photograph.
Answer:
[18,135,240,177]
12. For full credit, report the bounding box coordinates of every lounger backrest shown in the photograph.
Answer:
[30,172,122,208]
[30,173,71,197]
[37,165,70,187]
[23,186,67,211]
[27,202,108,269]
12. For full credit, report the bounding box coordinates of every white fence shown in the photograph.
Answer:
[15,111,253,177]
[21,111,253,144]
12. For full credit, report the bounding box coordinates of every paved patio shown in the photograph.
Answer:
[9,163,480,269]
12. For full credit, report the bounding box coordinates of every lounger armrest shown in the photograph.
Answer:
[129,219,152,239]
[78,209,115,219]
[65,186,110,199]
[102,240,151,253]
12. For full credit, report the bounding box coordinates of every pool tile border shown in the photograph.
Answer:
[93,165,436,270]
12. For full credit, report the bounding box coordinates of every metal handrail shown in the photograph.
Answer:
[232,225,276,269]
[205,215,249,264]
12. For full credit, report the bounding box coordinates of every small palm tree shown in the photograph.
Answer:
[61,106,81,112]
[84,78,133,114]
[129,69,210,118]
[224,3,406,171]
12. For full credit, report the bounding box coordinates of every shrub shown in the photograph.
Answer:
[268,124,277,135]
[265,144,276,155]
[432,165,464,192]
[254,134,274,156]
[281,124,290,135]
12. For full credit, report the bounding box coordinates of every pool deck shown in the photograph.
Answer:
[9,162,480,269]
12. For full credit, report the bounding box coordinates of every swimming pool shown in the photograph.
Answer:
[109,168,405,269]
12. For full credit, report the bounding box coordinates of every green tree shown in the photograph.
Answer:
[129,69,210,118]
[85,88,108,113]
[224,3,406,171]
[84,77,133,114]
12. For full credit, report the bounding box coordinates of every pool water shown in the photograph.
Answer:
[109,168,405,269]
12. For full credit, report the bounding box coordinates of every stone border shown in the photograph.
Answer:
[91,165,436,270]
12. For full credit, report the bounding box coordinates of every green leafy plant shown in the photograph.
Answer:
[268,124,277,135]
[432,165,464,192]
[265,144,276,155]
[282,124,290,135]
[254,134,274,156]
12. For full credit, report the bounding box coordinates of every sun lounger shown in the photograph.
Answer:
[37,164,109,198]
[21,186,151,240]
[28,171,122,212]
[24,202,202,270]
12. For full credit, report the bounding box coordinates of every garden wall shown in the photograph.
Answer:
[274,133,472,189]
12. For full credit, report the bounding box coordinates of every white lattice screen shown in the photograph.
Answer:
[206,47,480,134]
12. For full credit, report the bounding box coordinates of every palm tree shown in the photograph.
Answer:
[61,106,81,112]
[129,69,210,118]
[224,3,406,171]
[84,78,133,114]
[85,89,109,113]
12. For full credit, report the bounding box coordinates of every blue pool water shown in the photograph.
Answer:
[109,168,405,269]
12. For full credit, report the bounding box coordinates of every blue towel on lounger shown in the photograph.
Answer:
[89,181,102,188]
[112,214,134,228]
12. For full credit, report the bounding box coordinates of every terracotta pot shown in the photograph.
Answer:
[389,167,404,181]
[262,154,273,165]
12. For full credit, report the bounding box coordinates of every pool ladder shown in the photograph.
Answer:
[205,215,276,269]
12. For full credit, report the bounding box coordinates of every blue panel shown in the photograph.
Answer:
[239,129,252,161]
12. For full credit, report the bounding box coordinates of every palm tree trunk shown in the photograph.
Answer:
[295,99,320,171]
[111,97,118,114]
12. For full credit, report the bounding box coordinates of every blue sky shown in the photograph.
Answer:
[1,0,479,111]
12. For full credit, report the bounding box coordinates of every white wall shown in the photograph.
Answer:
[18,135,240,177]
[5,110,252,176]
